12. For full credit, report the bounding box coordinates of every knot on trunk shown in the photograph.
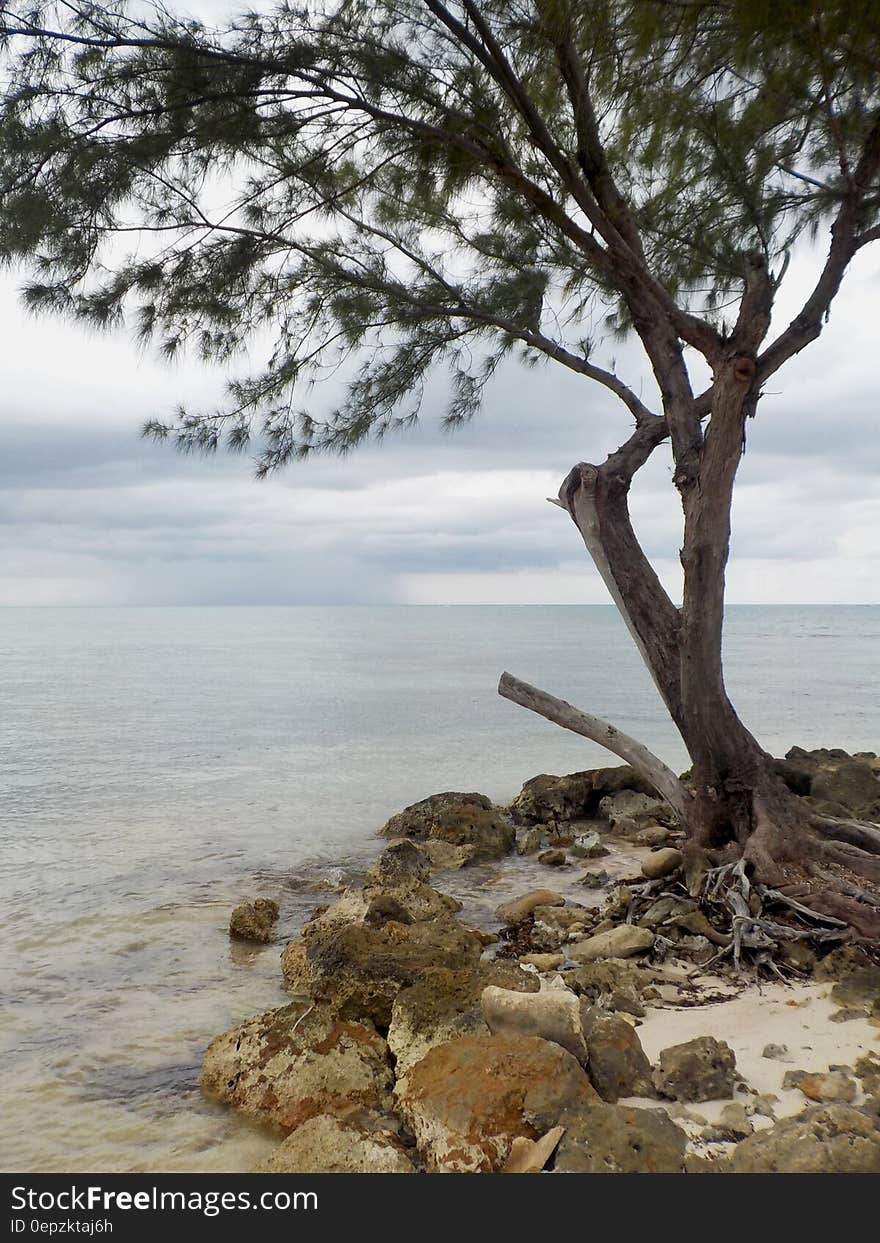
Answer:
[559,462,599,515]
[732,355,756,386]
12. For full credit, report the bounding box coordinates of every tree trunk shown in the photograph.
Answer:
[545,359,880,936]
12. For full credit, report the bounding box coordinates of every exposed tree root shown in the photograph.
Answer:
[497,670,880,944]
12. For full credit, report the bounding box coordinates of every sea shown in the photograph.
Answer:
[1,604,877,1171]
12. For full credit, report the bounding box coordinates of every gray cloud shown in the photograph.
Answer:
[1,236,879,605]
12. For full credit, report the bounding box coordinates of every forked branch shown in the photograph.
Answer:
[498,671,689,820]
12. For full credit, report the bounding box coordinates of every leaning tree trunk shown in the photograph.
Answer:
[504,354,880,938]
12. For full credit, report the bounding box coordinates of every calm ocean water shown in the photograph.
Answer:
[1,604,878,1171]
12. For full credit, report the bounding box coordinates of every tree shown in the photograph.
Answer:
[1,0,879,935]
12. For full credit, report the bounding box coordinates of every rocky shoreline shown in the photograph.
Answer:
[205,748,880,1173]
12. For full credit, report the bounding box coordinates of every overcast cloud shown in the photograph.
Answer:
[1,4,879,606]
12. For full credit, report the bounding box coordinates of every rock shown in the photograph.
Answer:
[528,920,566,952]
[553,1102,687,1173]
[569,831,609,859]
[394,1033,598,1172]
[640,847,683,880]
[538,848,568,867]
[363,895,415,927]
[729,1104,880,1173]
[762,1043,793,1063]
[633,825,671,847]
[830,1007,868,1023]
[517,827,546,856]
[386,963,538,1077]
[532,904,588,930]
[510,767,656,825]
[199,1002,393,1132]
[781,1069,809,1089]
[567,960,652,1005]
[569,925,655,963]
[422,840,477,870]
[380,791,514,862]
[500,1126,565,1173]
[830,966,880,1016]
[702,1102,752,1142]
[798,1072,858,1104]
[282,916,484,1029]
[598,790,669,831]
[519,953,564,972]
[255,1115,415,1173]
[653,1036,737,1102]
[580,868,611,889]
[784,746,880,819]
[580,1011,654,1102]
[229,898,279,943]
[368,840,430,885]
[495,890,564,924]
[481,985,588,1063]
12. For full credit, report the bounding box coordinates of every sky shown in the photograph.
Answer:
[1,6,879,606]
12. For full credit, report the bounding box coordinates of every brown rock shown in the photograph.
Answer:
[199,1002,393,1132]
[510,768,656,825]
[640,847,683,880]
[538,849,568,867]
[494,889,564,924]
[581,1011,654,1102]
[380,792,514,861]
[553,1102,687,1173]
[229,898,279,943]
[393,1032,597,1172]
[798,1072,857,1104]
[281,916,483,1028]
[653,1036,737,1102]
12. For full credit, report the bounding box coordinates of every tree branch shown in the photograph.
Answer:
[498,671,689,819]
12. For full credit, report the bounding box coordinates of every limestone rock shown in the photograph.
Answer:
[367,840,430,885]
[569,925,655,963]
[640,848,683,880]
[229,898,279,943]
[580,1011,654,1102]
[281,916,483,1028]
[393,1032,597,1172]
[380,791,514,862]
[199,1002,393,1132]
[553,1102,687,1173]
[386,962,538,1077]
[729,1104,880,1173]
[598,790,669,831]
[510,768,655,825]
[784,746,880,819]
[830,966,880,1017]
[653,1036,737,1102]
[256,1114,415,1173]
[481,985,588,1064]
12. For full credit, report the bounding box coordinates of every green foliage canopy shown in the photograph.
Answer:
[1,1,879,472]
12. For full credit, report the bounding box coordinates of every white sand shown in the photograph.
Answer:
[621,980,879,1126]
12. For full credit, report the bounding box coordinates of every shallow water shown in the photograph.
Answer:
[0,604,877,1171]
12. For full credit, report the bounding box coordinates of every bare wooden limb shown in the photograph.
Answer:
[497,671,689,820]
